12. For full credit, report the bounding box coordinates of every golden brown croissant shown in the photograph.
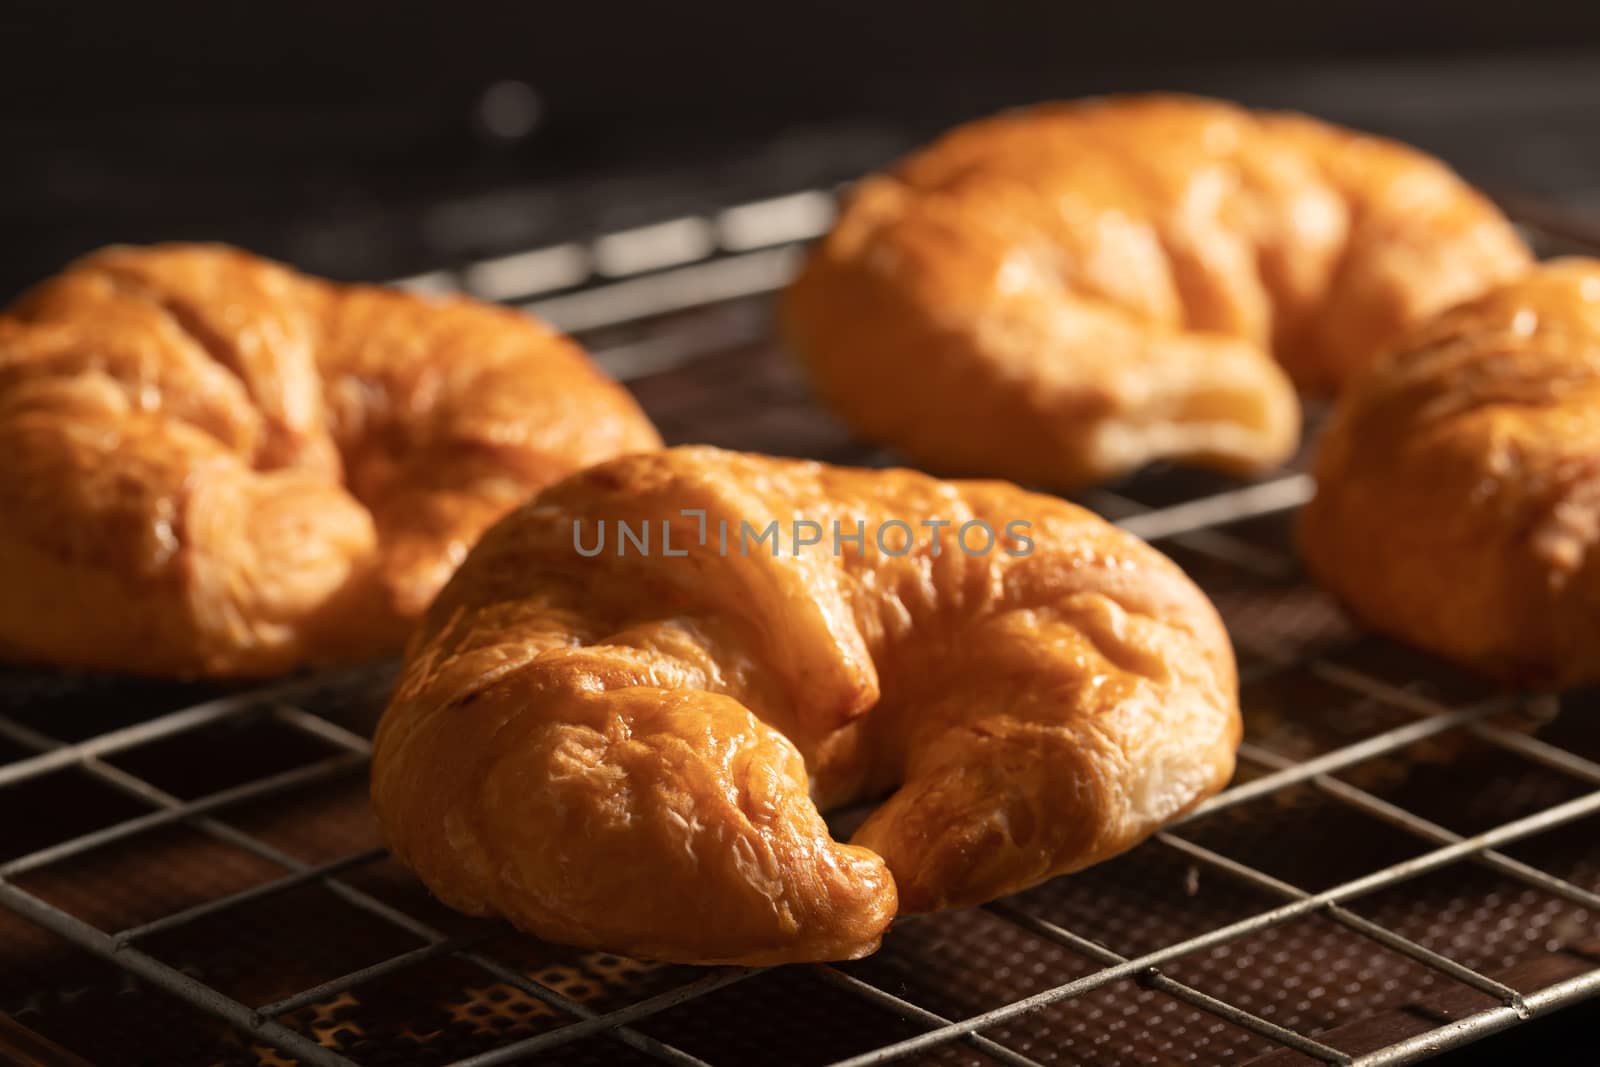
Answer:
[371,446,1240,964]
[0,244,660,677]
[783,94,1530,489]
[1301,259,1600,688]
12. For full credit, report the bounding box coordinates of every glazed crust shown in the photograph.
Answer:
[0,245,660,677]
[1301,259,1600,688]
[371,446,1241,964]
[783,94,1530,489]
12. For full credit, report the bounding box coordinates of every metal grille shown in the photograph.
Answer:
[3,188,1600,1067]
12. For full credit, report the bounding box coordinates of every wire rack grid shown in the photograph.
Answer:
[1,186,1599,1067]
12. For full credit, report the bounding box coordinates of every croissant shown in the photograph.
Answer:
[1301,259,1600,688]
[370,446,1241,964]
[0,244,660,677]
[783,94,1530,489]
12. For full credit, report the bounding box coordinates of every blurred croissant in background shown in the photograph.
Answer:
[1302,259,1600,688]
[785,94,1531,489]
[0,244,660,678]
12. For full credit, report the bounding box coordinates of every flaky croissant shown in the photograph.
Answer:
[783,94,1530,489]
[0,244,660,677]
[371,446,1240,965]
[1302,259,1600,688]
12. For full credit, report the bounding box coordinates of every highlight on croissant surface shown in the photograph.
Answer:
[370,446,1242,965]
[783,92,1532,491]
[0,243,661,678]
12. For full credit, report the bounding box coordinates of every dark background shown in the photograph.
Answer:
[1,2,1598,1062]
[4,1,1600,299]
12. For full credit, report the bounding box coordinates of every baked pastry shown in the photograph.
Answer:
[0,244,659,677]
[783,94,1530,489]
[1301,259,1600,688]
[371,446,1240,964]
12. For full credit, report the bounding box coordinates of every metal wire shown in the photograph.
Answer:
[983,901,1353,1065]
[1,188,1598,1067]
[0,699,729,1066]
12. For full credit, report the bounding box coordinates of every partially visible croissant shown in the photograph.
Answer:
[0,244,660,677]
[783,94,1531,489]
[1302,260,1600,688]
[371,446,1240,965]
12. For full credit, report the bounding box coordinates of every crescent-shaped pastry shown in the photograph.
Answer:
[1301,259,1600,688]
[0,244,660,677]
[371,446,1240,964]
[783,94,1530,489]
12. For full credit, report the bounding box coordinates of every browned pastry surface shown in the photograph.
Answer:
[371,446,1241,964]
[1301,259,1600,688]
[0,244,660,677]
[784,94,1530,489]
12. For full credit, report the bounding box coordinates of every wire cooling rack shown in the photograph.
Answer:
[2,188,1599,1067]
